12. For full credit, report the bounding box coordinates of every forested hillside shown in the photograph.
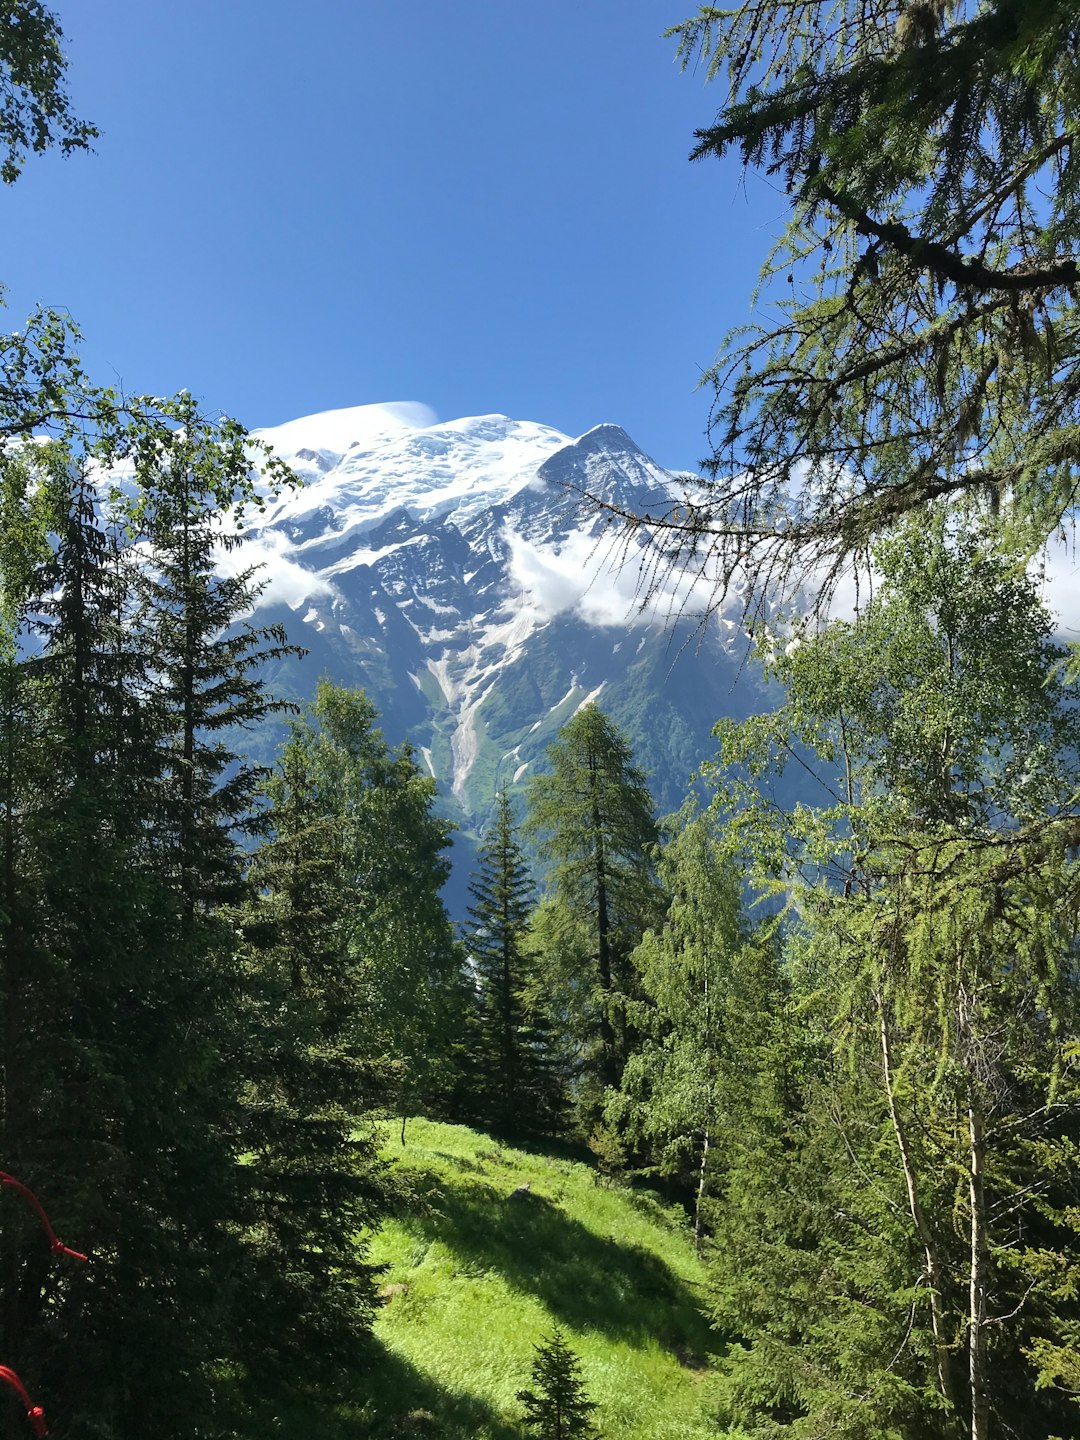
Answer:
[1,5,1079,1440]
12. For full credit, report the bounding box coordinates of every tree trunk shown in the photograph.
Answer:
[694,1128,710,1256]
[590,771,618,1089]
[878,994,957,1409]
[968,1094,989,1440]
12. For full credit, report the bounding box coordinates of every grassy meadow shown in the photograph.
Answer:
[340,1118,726,1439]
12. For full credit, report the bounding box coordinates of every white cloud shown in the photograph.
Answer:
[780,529,1080,642]
[214,528,334,611]
[1037,531,1080,641]
[503,525,736,630]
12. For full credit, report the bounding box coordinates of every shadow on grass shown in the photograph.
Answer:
[399,1174,719,1361]
[248,1339,520,1440]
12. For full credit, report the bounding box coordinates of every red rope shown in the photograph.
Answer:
[0,1171,87,1435]
[0,1366,47,1436]
[0,1174,87,1263]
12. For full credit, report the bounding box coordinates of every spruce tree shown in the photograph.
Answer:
[0,418,309,1439]
[1,455,145,1428]
[516,1328,599,1440]
[0,447,189,1429]
[264,682,469,1134]
[122,431,301,1429]
[526,706,663,1120]
[238,718,393,1397]
[465,790,561,1137]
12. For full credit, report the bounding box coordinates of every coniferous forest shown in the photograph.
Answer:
[1,5,1080,1440]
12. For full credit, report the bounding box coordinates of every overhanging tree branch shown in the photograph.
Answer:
[813,181,1080,294]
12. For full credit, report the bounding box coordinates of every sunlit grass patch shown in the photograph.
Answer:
[353,1118,724,1439]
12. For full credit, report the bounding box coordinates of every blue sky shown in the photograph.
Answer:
[2,2,782,472]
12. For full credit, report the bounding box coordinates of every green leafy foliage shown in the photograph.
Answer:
[0,422,306,1437]
[609,805,779,1241]
[238,704,397,1399]
[0,9,402,1434]
[701,519,1080,1439]
[0,1,97,183]
[0,439,479,1437]
[274,682,471,1126]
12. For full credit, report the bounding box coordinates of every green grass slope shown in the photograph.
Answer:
[352,1119,724,1439]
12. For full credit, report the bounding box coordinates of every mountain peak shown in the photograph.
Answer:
[536,423,672,512]
[254,401,438,463]
[576,422,645,454]
[225,402,754,882]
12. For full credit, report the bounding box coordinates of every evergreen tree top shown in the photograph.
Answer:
[516,1327,599,1439]
[526,706,658,873]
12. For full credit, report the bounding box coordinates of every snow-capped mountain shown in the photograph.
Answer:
[231,403,771,853]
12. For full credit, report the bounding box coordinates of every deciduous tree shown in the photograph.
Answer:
[705,519,1080,1440]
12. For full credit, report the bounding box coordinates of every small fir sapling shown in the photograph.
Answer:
[516,1327,599,1439]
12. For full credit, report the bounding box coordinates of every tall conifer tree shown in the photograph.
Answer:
[259,682,468,1135]
[526,706,663,1122]
[239,716,393,1398]
[610,807,777,1245]
[0,419,314,1438]
[465,791,561,1137]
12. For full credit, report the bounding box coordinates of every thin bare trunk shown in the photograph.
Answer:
[968,1097,989,1440]
[590,771,618,1088]
[878,994,956,1409]
[694,1129,710,1256]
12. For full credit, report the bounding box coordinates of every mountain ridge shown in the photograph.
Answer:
[228,404,767,911]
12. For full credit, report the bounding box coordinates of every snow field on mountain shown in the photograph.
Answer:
[225,403,767,834]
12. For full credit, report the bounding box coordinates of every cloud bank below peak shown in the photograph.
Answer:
[216,527,336,611]
[503,525,734,630]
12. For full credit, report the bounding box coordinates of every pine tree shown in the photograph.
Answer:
[266,682,469,1135]
[116,430,303,1429]
[0,418,308,1438]
[595,2,1080,616]
[0,447,189,1429]
[465,790,561,1137]
[516,1328,599,1440]
[526,707,663,1120]
[238,717,393,1397]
